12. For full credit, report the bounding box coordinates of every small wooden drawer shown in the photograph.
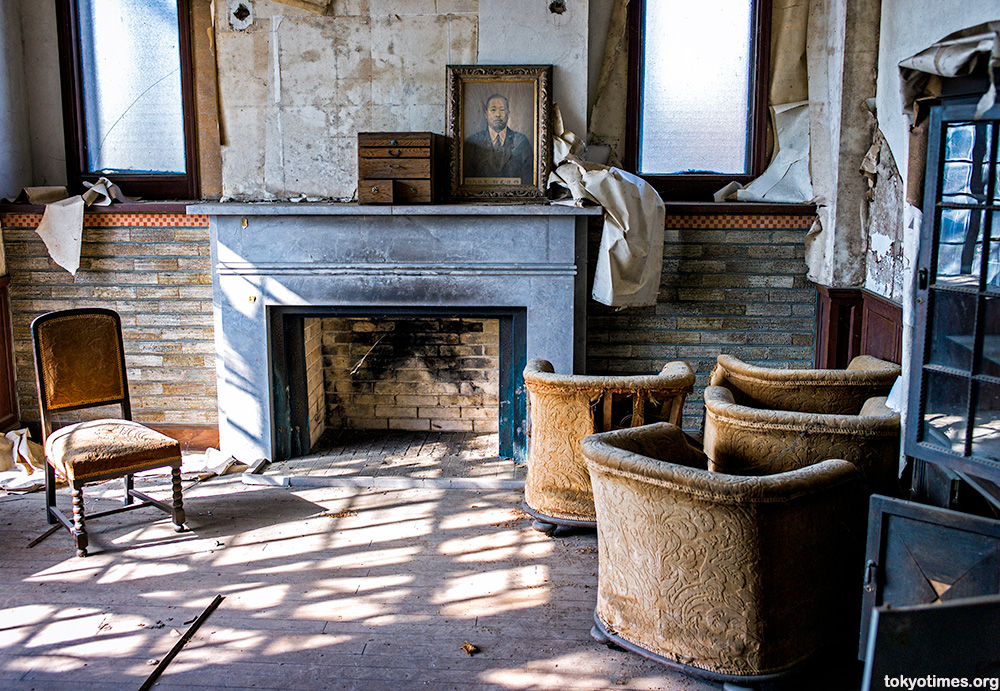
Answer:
[357,132,443,204]
[358,179,394,204]
[358,157,430,180]
[357,179,433,205]
[394,179,432,203]
[358,133,434,149]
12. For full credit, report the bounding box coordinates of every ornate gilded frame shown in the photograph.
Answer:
[446,65,552,201]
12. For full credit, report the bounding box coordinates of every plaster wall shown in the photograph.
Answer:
[216,0,590,201]
[875,0,1000,187]
[0,2,32,200]
[805,0,880,290]
[216,0,479,200]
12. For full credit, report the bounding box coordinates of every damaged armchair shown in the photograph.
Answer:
[522,358,694,532]
[704,354,902,494]
[583,422,871,684]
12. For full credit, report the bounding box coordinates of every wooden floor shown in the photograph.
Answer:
[0,432,864,690]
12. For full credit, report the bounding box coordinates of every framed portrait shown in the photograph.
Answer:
[446,65,552,201]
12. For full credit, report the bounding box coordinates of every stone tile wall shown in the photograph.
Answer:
[587,213,817,430]
[0,212,217,427]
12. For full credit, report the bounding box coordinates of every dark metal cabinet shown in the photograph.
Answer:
[860,495,1000,658]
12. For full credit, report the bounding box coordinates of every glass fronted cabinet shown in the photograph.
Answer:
[908,96,1000,484]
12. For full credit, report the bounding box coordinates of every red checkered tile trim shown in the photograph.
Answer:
[665,214,816,229]
[0,213,209,228]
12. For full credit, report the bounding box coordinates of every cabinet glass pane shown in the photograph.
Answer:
[922,369,969,454]
[928,290,977,371]
[936,208,984,286]
[941,122,992,205]
[973,380,1000,462]
[990,212,1000,291]
[983,296,1000,379]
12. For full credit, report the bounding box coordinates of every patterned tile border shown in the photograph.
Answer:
[665,214,816,229]
[0,212,209,228]
[2,211,811,231]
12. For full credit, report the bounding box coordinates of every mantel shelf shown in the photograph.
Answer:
[189,202,603,217]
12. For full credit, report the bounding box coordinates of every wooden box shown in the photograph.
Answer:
[357,132,443,204]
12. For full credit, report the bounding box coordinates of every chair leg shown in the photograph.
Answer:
[71,486,89,557]
[45,464,58,525]
[124,473,134,506]
[171,466,186,532]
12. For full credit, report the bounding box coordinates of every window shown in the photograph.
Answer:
[626,0,770,200]
[56,0,198,199]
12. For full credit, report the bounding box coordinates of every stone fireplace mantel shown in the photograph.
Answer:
[190,202,600,465]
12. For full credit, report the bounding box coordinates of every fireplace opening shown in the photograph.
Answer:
[271,307,526,464]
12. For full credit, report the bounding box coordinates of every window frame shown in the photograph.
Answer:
[624,0,772,201]
[55,0,200,200]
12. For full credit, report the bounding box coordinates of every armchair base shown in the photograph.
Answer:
[590,614,797,687]
[521,501,596,532]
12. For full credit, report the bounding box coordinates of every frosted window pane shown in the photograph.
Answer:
[78,0,186,175]
[639,0,752,176]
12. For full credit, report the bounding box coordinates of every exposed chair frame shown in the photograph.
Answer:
[522,358,695,532]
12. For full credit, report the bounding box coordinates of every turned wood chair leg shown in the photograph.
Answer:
[171,466,186,531]
[71,486,89,557]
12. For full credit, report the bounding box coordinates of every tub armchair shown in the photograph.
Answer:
[583,423,870,683]
[704,355,902,494]
[709,353,900,414]
[522,358,694,531]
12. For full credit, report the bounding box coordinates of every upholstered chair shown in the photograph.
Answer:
[32,308,186,557]
[703,390,901,495]
[709,353,900,415]
[522,358,694,532]
[583,423,870,684]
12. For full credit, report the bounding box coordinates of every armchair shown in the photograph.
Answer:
[522,358,694,531]
[709,354,900,414]
[583,423,869,683]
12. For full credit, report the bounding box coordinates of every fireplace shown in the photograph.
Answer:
[192,202,599,464]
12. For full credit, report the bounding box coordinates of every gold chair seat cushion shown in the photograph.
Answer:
[46,419,181,483]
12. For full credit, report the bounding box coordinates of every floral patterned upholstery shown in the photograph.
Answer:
[705,354,902,494]
[703,386,901,494]
[583,423,869,682]
[709,354,900,414]
[522,358,694,527]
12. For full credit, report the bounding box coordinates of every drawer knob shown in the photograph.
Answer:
[371,186,379,194]
[389,139,398,147]
[388,149,401,157]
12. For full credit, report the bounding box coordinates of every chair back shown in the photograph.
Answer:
[31,308,131,440]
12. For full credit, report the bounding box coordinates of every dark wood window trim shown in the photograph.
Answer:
[625,0,771,202]
[55,0,199,200]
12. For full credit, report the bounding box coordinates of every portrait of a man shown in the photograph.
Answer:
[462,92,534,186]
[447,65,550,200]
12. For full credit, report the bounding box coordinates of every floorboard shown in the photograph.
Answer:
[0,432,864,690]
